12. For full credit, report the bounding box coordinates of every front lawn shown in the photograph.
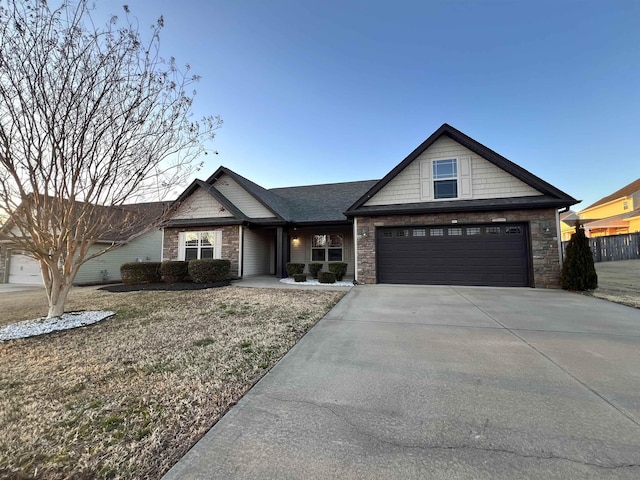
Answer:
[0,286,345,479]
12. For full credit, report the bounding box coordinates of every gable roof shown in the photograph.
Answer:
[206,167,290,220]
[346,123,578,215]
[170,167,377,226]
[582,178,640,210]
[172,178,248,221]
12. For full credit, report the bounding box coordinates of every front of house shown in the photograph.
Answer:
[162,124,578,288]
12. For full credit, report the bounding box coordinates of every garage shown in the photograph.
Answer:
[377,223,531,287]
[9,253,43,285]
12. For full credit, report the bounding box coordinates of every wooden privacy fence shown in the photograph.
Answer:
[562,232,640,262]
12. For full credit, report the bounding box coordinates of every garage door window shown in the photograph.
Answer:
[433,159,458,199]
[312,234,343,261]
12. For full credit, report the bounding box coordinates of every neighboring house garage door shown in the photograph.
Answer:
[9,253,43,285]
[377,223,530,287]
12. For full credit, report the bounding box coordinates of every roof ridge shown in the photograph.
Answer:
[582,177,640,210]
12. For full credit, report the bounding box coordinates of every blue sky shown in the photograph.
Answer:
[100,1,639,209]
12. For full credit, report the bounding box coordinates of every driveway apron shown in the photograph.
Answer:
[164,285,640,479]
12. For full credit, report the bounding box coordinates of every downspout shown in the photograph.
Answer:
[160,228,165,261]
[555,209,563,266]
[238,225,244,278]
[353,217,358,283]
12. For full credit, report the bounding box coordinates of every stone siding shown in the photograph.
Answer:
[163,225,240,278]
[355,208,560,288]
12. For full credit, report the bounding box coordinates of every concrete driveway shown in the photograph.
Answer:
[164,285,640,479]
[0,283,43,294]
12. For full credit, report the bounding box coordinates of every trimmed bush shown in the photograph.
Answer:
[318,271,336,284]
[161,261,189,284]
[328,262,348,281]
[286,262,305,276]
[120,262,162,285]
[293,273,307,282]
[561,224,598,291]
[188,259,231,283]
[308,262,323,279]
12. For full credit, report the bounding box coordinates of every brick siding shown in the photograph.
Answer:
[163,225,240,278]
[355,208,560,288]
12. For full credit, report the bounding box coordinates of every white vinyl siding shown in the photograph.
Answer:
[74,230,163,284]
[213,174,276,218]
[243,229,272,276]
[173,188,234,219]
[365,136,541,206]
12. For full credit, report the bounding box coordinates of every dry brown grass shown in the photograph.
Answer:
[0,286,345,479]
[590,259,640,309]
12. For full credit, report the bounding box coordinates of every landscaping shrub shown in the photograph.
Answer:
[328,262,348,281]
[308,262,323,279]
[561,223,598,291]
[161,261,190,284]
[286,262,305,276]
[120,262,162,285]
[318,271,336,284]
[188,259,231,283]
[293,273,307,282]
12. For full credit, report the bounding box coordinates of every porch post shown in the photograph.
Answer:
[276,227,285,278]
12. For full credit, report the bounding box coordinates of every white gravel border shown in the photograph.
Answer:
[279,278,354,287]
[0,311,115,342]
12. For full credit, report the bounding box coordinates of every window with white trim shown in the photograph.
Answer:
[179,231,222,260]
[433,158,458,199]
[311,234,343,261]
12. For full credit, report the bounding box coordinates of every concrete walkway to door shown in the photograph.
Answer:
[164,285,640,479]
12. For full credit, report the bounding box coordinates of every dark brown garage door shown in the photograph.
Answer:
[377,223,531,287]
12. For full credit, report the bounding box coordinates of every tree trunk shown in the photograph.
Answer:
[41,260,74,319]
[47,293,68,318]
[46,282,73,318]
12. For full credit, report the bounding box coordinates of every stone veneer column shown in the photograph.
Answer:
[355,208,561,288]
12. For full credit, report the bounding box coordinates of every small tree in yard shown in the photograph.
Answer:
[0,1,221,317]
[560,221,598,291]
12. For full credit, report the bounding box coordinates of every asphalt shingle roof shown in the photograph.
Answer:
[270,180,378,223]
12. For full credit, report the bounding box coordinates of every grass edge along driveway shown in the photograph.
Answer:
[0,286,345,480]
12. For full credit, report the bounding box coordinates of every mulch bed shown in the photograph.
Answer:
[98,281,230,292]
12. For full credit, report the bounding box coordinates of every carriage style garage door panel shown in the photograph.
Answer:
[377,223,530,287]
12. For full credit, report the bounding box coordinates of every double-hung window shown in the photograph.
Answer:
[179,231,221,260]
[433,158,458,199]
[311,234,343,261]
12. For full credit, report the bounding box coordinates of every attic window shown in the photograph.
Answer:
[623,201,629,210]
[433,159,458,199]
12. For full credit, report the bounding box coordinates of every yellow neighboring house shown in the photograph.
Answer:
[569,178,640,239]
[560,210,580,241]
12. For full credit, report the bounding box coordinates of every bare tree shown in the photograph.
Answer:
[0,0,221,317]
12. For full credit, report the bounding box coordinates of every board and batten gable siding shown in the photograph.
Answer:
[172,188,234,219]
[213,174,276,219]
[364,136,541,206]
[242,228,273,276]
[289,233,355,277]
[74,230,163,284]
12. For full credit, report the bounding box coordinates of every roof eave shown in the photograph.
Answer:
[346,198,577,217]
